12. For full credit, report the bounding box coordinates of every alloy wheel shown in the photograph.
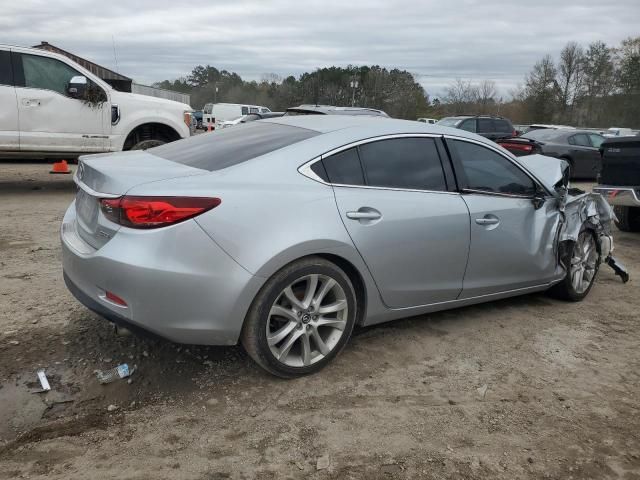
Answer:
[266,274,348,367]
[570,231,598,294]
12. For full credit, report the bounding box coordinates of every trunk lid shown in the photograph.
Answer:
[73,150,208,249]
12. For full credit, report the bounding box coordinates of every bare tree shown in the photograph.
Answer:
[557,42,585,123]
[476,80,497,114]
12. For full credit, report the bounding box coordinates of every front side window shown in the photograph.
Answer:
[452,140,536,196]
[20,53,81,96]
[477,118,493,133]
[358,138,447,191]
[589,134,604,148]
[459,119,477,132]
[569,134,590,147]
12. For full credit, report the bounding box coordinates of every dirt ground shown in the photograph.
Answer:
[0,161,638,480]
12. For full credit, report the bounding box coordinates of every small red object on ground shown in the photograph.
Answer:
[50,160,71,174]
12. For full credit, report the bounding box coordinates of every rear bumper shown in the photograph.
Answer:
[61,202,263,345]
[593,186,640,207]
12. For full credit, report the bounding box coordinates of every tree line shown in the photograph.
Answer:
[155,36,639,128]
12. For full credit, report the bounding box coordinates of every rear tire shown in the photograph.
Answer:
[241,256,357,378]
[613,206,640,232]
[549,227,600,301]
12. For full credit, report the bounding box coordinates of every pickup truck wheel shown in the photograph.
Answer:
[549,228,601,302]
[613,206,640,232]
[130,139,166,150]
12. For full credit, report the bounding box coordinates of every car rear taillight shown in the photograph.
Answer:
[499,142,534,153]
[100,196,221,229]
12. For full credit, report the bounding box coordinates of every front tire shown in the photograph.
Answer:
[241,256,357,378]
[549,228,601,301]
[613,206,640,232]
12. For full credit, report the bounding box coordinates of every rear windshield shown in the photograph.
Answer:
[150,122,319,171]
[283,109,325,116]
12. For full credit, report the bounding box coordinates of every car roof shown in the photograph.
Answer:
[262,115,500,146]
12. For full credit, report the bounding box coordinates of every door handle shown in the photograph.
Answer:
[346,211,381,220]
[475,217,499,226]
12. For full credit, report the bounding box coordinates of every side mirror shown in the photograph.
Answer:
[532,185,546,210]
[67,75,88,99]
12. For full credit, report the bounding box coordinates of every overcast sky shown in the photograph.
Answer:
[2,0,639,98]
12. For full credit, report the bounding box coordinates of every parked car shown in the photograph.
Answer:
[417,118,437,124]
[603,127,635,138]
[284,105,389,117]
[0,45,193,158]
[497,129,605,179]
[593,136,640,232]
[62,116,622,378]
[436,115,515,141]
[218,112,284,128]
[202,103,271,130]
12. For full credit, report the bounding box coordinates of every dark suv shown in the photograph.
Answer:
[437,115,516,141]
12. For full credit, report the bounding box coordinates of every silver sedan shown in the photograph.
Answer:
[61,116,618,377]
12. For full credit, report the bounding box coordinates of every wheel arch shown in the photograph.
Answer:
[122,122,181,150]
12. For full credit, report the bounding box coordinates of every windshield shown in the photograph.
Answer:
[437,117,462,127]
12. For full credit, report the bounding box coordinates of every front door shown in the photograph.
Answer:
[12,50,108,153]
[446,138,560,298]
[324,137,470,308]
[0,49,19,151]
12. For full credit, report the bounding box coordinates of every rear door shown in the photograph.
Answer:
[12,49,108,153]
[447,138,560,298]
[0,49,19,151]
[325,136,470,308]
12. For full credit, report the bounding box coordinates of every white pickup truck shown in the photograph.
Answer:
[0,44,193,158]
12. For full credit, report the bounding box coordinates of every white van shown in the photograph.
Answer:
[202,103,271,129]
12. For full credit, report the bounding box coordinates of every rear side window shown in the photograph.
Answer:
[452,140,536,196]
[150,122,318,171]
[358,138,447,191]
[495,120,512,133]
[319,148,365,185]
[0,50,12,85]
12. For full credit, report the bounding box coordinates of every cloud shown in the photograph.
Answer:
[1,0,638,97]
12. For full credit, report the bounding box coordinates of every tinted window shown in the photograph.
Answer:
[452,140,536,196]
[495,120,512,133]
[241,106,249,115]
[321,148,365,185]
[569,134,590,147]
[459,119,476,132]
[0,50,12,86]
[589,134,604,148]
[151,122,318,171]
[358,138,447,191]
[477,118,493,133]
[20,53,80,96]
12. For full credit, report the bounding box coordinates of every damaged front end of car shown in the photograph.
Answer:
[516,153,629,284]
[557,167,629,284]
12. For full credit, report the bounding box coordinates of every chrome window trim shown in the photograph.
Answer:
[73,174,121,199]
[297,133,457,196]
[443,134,553,197]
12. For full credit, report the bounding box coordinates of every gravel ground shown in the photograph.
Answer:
[0,161,639,480]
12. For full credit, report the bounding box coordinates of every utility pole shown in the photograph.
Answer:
[350,79,359,107]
